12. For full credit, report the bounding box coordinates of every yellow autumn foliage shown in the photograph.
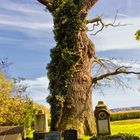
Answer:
[0,71,13,95]
[0,72,13,123]
[0,71,36,138]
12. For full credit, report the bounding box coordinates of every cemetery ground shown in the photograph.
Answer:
[81,118,140,140]
[111,119,140,137]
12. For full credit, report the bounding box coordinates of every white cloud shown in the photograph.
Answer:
[0,0,43,15]
[111,59,140,69]
[0,0,53,41]
[117,13,129,18]
[93,92,140,109]
[0,36,23,42]
[0,18,53,30]
[20,76,50,106]
[1,0,140,51]
[88,18,140,51]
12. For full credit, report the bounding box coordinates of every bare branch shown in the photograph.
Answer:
[92,66,140,84]
[87,11,129,35]
[94,56,110,71]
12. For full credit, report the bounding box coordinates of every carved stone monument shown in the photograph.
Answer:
[94,101,111,136]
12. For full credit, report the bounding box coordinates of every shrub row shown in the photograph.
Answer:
[90,133,140,140]
[110,110,140,121]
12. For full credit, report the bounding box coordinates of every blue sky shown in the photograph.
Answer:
[0,0,140,109]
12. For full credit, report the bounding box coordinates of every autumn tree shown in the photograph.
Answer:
[37,0,140,135]
[0,60,36,139]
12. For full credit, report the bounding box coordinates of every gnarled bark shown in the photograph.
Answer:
[37,0,98,136]
[57,30,96,135]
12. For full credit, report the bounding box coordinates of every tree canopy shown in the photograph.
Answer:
[0,67,36,139]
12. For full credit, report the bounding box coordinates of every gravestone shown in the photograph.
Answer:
[34,110,49,140]
[64,129,77,140]
[94,101,111,136]
[44,131,60,140]
[34,110,49,132]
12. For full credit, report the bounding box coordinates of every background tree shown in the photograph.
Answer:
[37,0,140,135]
[0,59,36,139]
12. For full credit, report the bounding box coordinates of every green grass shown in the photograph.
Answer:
[111,119,140,137]
[81,119,140,139]
[80,136,92,140]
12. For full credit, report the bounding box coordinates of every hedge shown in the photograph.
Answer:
[90,133,140,140]
[110,110,140,121]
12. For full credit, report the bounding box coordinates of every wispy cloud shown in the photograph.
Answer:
[88,18,140,51]
[0,0,53,44]
[1,0,140,51]
[110,59,140,69]
[117,13,129,18]
[20,76,50,106]
[0,0,54,51]
[0,0,41,14]
[0,17,53,30]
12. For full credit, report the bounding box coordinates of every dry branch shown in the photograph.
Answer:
[87,11,128,35]
[92,66,140,84]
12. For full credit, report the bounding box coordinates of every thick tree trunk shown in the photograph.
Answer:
[57,31,96,135]
[49,28,96,135]
[42,0,98,136]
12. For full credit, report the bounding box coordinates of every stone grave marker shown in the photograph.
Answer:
[94,101,111,136]
[64,129,77,140]
[44,131,60,140]
[34,110,49,132]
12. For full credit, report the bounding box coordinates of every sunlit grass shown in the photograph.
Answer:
[80,119,140,139]
[111,119,140,137]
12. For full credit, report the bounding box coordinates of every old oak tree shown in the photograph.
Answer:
[37,0,140,135]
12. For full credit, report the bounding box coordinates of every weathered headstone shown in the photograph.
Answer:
[34,110,49,132]
[34,110,49,140]
[94,101,111,136]
[44,131,60,140]
[64,129,77,140]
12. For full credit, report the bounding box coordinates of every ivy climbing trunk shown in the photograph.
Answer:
[37,0,98,136]
[58,30,96,135]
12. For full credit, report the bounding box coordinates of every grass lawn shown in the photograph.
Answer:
[81,119,140,139]
[111,119,140,137]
